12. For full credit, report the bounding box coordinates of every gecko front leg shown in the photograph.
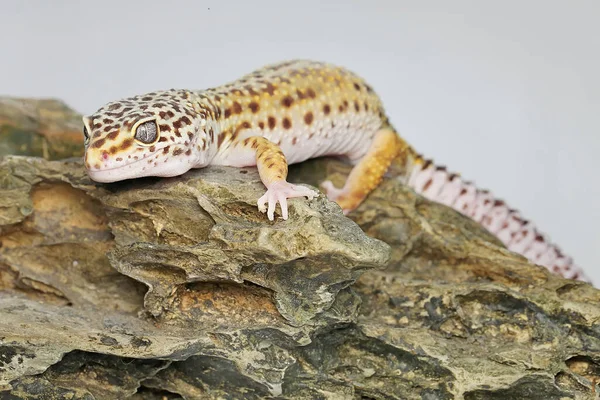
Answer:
[231,136,318,220]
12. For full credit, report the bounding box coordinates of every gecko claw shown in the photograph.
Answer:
[257,181,318,221]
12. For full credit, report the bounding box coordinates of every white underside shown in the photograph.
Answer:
[211,109,381,167]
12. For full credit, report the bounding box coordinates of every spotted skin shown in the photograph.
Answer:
[83,60,589,282]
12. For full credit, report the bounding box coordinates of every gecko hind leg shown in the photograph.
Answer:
[322,127,409,214]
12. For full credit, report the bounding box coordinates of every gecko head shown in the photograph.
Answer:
[83,89,211,183]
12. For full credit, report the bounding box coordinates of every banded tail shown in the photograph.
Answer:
[401,154,589,282]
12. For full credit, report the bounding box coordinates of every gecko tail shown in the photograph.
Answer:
[403,156,589,283]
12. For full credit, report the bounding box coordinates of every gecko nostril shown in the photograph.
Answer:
[102,151,109,160]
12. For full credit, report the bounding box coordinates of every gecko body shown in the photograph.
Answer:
[83,60,588,282]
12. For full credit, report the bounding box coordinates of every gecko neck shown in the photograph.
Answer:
[187,91,224,168]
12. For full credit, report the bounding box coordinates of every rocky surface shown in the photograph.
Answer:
[0,98,599,399]
[0,97,84,160]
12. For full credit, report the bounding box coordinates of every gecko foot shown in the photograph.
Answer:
[321,180,358,215]
[257,181,318,221]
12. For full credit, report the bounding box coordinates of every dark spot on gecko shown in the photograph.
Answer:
[103,125,112,132]
[163,146,170,154]
[323,104,331,115]
[107,103,121,111]
[282,117,292,129]
[304,112,313,125]
[173,120,182,130]
[91,138,106,148]
[268,116,276,130]
[364,103,369,111]
[102,118,114,124]
[154,103,165,108]
[233,121,251,140]
[249,101,260,113]
[306,88,316,98]
[107,131,119,140]
[109,146,118,155]
[245,85,259,96]
[263,83,277,95]
[116,157,122,162]
[159,136,168,142]
[187,132,194,140]
[217,132,228,147]
[173,148,184,156]
[258,121,265,129]
[149,146,156,152]
[224,108,232,118]
[353,82,361,91]
[167,110,175,119]
[338,105,344,112]
[181,116,192,125]
[423,179,433,191]
[185,149,192,156]
[292,137,297,145]
[142,96,153,101]
[120,138,133,150]
[281,96,294,107]
[354,101,360,112]
[296,89,307,99]
[232,102,242,114]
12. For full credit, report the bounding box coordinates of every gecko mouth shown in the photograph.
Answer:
[86,145,186,183]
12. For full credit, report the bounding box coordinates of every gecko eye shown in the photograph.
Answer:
[134,121,158,144]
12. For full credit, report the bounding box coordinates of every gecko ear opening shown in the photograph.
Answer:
[134,120,159,145]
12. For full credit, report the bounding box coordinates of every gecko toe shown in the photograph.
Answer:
[321,180,344,201]
[257,181,316,220]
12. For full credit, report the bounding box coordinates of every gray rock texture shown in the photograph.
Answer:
[0,98,598,399]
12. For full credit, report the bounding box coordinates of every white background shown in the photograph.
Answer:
[1,1,598,282]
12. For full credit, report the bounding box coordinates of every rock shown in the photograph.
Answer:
[0,98,599,399]
[0,97,84,160]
